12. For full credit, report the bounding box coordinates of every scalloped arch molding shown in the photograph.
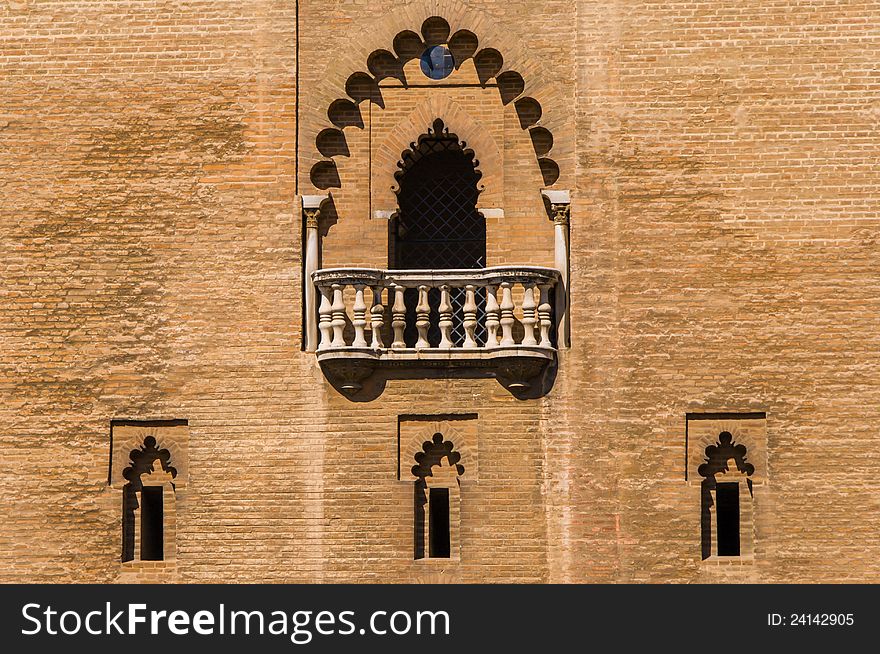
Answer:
[305,7,564,194]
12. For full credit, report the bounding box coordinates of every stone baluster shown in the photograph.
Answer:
[499,282,515,346]
[438,284,454,348]
[317,284,333,351]
[485,284,500,348]
[370,285,385,349]
[521,282,538,346]
[538,283,553,347]
[462,284,478,348]
[330,283,346,347]
[415,285,431,349]
[391,284,407,348]
[352,284,368,347]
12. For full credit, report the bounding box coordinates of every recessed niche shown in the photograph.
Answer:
[420,45,455,80]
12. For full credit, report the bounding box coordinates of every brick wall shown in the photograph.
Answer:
[1,0,878,583]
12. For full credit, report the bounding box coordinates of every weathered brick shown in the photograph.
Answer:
[0,0,878,584]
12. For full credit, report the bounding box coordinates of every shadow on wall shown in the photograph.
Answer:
[316,128,350,158]
[321,357,558,403]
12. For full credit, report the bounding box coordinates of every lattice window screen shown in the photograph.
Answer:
[393,120,487,346]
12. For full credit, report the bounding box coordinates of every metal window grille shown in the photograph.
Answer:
[393,120,487,346]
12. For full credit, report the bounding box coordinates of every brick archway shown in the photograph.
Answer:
[401,421,477,482]
[371,96,503,212]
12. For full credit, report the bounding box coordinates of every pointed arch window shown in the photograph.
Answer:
[391,119,487,346]
[391,118,484,270]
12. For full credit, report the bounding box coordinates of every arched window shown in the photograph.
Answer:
[390,119,487,347]
[391,118,484,271]
[698,431,756,560]
[122,436,177,563]
[412,432,464,560]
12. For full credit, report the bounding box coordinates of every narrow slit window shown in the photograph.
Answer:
[119,433,179,564]
[697,430,756,560]
[429,487,451,558]
[412,432,463,560]
[715,482,740,556]
[140,486,164,561]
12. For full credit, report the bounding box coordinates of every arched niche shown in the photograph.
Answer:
[371,96,503,214]
[697,431,759,561]
[411,432,465,561]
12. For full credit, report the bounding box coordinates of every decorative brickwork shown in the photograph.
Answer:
[399,415,478,482]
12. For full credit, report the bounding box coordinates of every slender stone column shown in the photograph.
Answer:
[462,284,478,348]
[537,283,553,347]
[521,282,538,346]
[317,284,333,350]
[302,194,328,352]
[499,282,515,347]
[352,284,368,347]
[485,284,500,348]
[543,189,571,348]
[330,284,346,348]
[415,285,431,349]
[369,285,385,349]
[438,284,454,348]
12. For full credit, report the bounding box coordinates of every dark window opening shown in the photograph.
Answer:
[428,487,451,558]
[715,482,740,556]
[392,134,484,271]
[140,486,164,561]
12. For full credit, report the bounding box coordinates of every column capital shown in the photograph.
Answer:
[303,207,321,230]
[302,193,329,230]
[541,189,571,226]
[551,203,570,226]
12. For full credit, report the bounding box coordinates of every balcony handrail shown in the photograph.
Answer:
[312,265,561,287]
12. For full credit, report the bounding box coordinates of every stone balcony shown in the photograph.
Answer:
[312,266,563,396]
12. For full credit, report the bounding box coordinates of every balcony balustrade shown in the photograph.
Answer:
[312,266,562,395]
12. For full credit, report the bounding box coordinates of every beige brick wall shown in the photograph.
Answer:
[0,0,878,583]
